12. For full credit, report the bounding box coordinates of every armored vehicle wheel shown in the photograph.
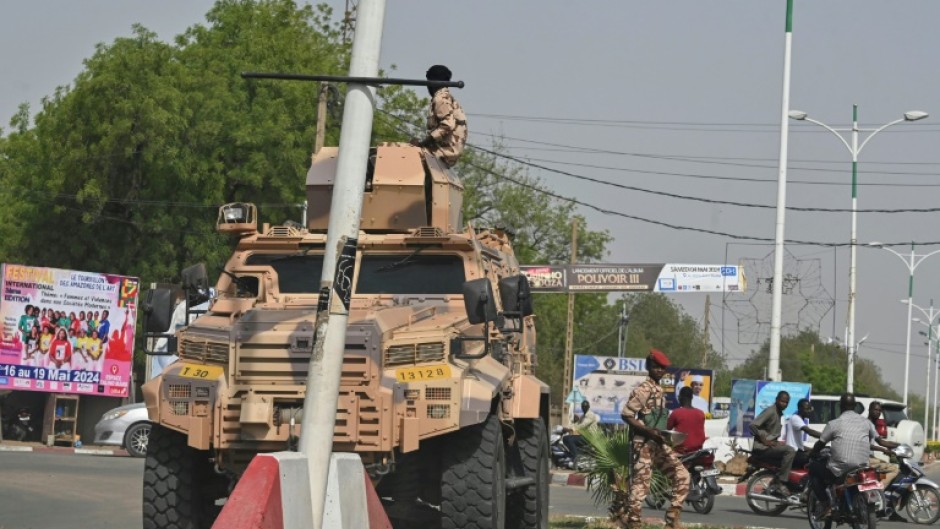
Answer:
[143,425,223,529]
[507,419,549,529]
[441,413,507,529]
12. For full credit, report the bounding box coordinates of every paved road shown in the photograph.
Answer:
[0,451,143,529]
[0,450,935,529]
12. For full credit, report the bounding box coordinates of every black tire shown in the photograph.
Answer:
[441,413,506,529]
[906,486,940,524]
[142,425,223,529]
[507,419,549,529]
[691,490,715,514]
[745,470,788,516]
[124,422,151,458]
[807,488,833,529]
[852,493,877,529]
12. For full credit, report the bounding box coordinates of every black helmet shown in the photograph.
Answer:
[426,65,452,82]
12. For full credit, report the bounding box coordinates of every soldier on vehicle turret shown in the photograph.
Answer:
[411,64,467,167]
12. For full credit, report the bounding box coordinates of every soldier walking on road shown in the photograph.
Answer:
[411,64,467,167]
[619,349,690,529]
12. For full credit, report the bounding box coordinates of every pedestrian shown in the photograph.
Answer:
[619,348,690,529]
[411,64,467,167]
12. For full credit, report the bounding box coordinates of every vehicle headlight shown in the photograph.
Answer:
[102,410,128,421]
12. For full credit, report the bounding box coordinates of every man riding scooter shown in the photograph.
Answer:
[563,400,599,462]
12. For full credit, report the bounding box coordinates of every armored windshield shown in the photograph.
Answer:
[244,254,324,293]
[356,254,465,295]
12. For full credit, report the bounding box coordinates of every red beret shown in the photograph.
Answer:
[647,348,671,368]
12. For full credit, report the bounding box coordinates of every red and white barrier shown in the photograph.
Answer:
[213,452,392,529]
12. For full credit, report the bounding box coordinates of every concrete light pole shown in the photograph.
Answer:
[789,107,928,393]
[870,243,940,405]
[767,0,795,383]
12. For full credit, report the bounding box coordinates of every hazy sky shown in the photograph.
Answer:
[4,1,940,400]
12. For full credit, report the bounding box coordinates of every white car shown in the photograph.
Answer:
[807,395,924,462]
[93,402,151,457]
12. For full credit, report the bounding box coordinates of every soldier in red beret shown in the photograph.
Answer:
[618,349,690,529]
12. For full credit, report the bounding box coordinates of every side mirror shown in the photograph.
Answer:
[182,263,211,306]
[143,288,174,333]
[463,278,498,325]
[498,275,534,317]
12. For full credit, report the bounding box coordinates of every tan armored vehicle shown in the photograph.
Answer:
[141,143,550,529]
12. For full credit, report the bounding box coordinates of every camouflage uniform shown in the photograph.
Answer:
[620,377,690,529]
[423,87,467,167]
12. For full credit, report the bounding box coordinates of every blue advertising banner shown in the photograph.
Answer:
[755,381,812,419]
[729,379,758,437]
[728,379,813,437]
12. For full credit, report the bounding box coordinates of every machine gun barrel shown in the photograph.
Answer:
[241,71,464,89]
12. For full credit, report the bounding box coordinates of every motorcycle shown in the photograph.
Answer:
[549,425,594,471]
[806,455,884,529]
[3,408,34,442]
[645,447,723,514]
[738,447,810,516]
[880,444,940,524]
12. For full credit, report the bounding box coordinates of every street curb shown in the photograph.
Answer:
[551,471,748,496]
[0,443,129,457]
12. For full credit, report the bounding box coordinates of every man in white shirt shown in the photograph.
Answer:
[780,398,820,469]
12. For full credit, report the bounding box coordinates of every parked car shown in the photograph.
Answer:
[93,402,151,457]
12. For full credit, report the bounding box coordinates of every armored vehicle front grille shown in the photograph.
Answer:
[168,384,191,399]
[427,404,450,419]
[425,387,451,401]
[384,342,445,367]
[170,401,190,416]
[266,225,302,237]
[180,337,229,364]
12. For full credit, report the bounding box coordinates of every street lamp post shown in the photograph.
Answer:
[908,300,940,433]
[871,243,940,405]
[789,107,928,393]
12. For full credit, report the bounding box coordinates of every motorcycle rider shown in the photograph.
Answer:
[563,400,599,462]
[866,401,905,521]
[667,386,706,455]
[808,393,879,518]
[781,398,821,470]
[749,391,796,496]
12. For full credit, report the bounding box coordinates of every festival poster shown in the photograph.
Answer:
[0,264,139,397]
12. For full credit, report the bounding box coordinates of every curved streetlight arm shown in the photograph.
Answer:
[908,302,931,322]
[913,248,940,272]
[858,118,906,154]
[803,117,853,154]
[878,245,914,273]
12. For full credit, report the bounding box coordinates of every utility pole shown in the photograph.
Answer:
[298,1,386,527]
[617,295,628,358]
[562,219,578,424]
[701,295,711,368]
[314,83,330,155]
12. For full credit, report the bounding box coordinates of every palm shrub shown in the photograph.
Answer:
[580,427,634,526]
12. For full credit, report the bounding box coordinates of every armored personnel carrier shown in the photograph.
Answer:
[141,144,550,529]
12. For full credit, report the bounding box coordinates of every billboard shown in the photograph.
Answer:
[728,378,812,437]
[0,264,139,397]
[572,355,712,424]
[521,264,745,293]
